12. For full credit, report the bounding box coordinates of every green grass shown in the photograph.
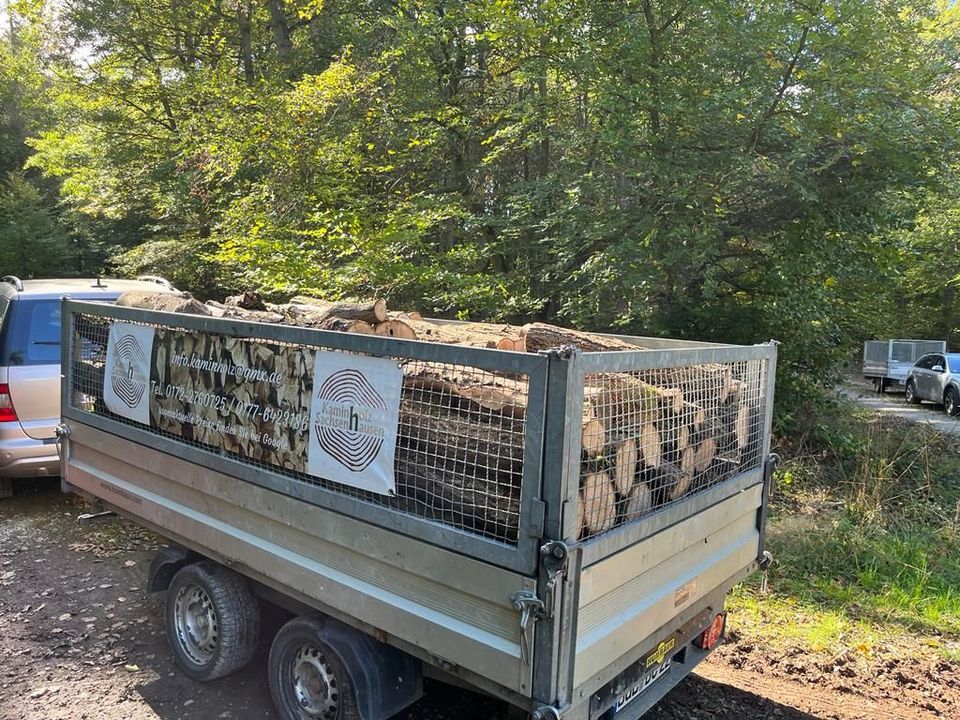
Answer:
[729,400,960,660]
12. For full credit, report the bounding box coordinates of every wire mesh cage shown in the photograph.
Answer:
[576,356,768,541]
[67,311,530,546]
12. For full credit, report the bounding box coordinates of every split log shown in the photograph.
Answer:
[668,447,696,500]
[581,470,617,535]
[289,296,388,324]
[116,291,210,316]
[624,481,653,522]
[637,423,662,470]
[520,323,644,353]
[613,438,638,495]
[693,437,717,473]
[375,320,418,340]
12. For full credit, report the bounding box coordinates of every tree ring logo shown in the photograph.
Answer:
[314,369,387,472]
[109,334,148,409]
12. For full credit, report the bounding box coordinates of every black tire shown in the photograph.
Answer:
[268,616,360,720]
[946,387,960,417]
[165,561,260,681]
[905,380,921,405]
[0,478,11,499]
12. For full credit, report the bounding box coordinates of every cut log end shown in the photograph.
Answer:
[581,471,616,536]
[374,320,418,340]
[582,417,606,458]
[613,438,638,495]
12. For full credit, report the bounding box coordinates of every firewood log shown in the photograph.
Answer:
[693,437,717,473]
[205,301,285,323]
[581,470,617,535]
[637,423,662,470]
[375,320,418,340]
[317,317,375,334]
[668,447,696,500]
[613,438,639,495]
[624,481,653,522]
[224,290,267,311]
[398,400,525,474]
[116,291,210,316]
[289,296,388,324]
[404,373,527,419]
[520,323,644,353]
[394,446,520,543]
[582,417,607,458]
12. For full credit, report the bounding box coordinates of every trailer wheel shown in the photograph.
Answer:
[268,617,360,720]
[165,561,260,681]
[946,387,960,416]
[0,478,11,499]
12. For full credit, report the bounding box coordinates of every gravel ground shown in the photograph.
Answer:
[0,481,956,720]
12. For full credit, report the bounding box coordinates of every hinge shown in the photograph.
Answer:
[540,540,569,615]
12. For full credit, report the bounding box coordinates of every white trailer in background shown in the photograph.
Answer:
[863,339,946,392]
[59,300,777,720]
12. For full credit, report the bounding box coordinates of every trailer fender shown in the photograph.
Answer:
[148,545,196,593]
[321,617,423,720]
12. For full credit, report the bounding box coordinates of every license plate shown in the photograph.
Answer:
[613,660,671,714]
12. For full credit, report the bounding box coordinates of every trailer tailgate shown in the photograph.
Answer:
[573,480,762,690]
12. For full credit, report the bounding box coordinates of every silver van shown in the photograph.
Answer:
[0,275,175,497]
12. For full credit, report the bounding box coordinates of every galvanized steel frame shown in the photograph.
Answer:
[526,342,778,711]
[61,300,550,576]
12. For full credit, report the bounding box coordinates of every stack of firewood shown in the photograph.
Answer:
[108,290,762,541]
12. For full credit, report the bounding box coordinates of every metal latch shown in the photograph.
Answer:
[511,590,546,666]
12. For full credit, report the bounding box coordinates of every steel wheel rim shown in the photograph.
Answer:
[173,582,219,665]
[291,643,339,719]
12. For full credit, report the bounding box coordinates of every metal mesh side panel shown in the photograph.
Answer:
[577,358,767,541]
[67,312,527,546]
[912,341,946,360]
[890,343,914,363]
[863,341,889,364]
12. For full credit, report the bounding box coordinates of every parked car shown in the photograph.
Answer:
[0,275,175,497]
[905,351,960,416]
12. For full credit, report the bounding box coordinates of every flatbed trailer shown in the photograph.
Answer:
[863,339,946,392]
[59,300,777,720]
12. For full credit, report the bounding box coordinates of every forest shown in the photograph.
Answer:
[2,0,960,415]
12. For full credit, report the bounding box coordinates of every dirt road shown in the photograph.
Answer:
[840,378,960,436]
[1,482,956,720]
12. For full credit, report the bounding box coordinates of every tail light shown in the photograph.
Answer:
[696,613,726,650]
[0,384,17,422]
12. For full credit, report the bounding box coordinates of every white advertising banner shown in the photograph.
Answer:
[103,322,156,425]
[307,351,402,495]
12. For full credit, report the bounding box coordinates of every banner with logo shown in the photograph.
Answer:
[107,324,401,495]
[307,352,402,495]
[103,323,156,425]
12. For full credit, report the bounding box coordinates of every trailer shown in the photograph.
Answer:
[59,299,777,720]
[863,339,946,393]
